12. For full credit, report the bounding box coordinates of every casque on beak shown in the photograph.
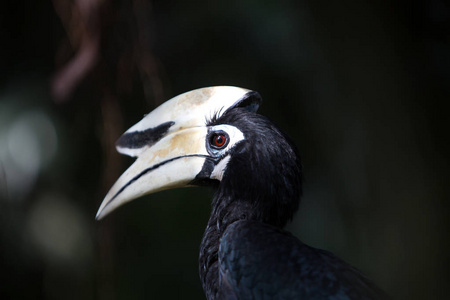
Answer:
[96,86,260,220]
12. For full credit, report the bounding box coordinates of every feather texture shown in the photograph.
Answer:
[198,108,387,299]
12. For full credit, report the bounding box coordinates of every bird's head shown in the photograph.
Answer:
[96,86,302,227]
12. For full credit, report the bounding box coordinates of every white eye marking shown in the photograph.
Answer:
[207,125,244,181]
[208,125,245,156]
[210,155,231,181]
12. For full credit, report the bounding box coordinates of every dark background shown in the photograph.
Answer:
[1,0,449,299]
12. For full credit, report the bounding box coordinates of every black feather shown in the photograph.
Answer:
[198,108,388,299]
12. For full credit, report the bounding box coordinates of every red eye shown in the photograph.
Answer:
[212,133,227,148]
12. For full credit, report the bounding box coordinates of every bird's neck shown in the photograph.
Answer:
[198,193,264,299]
[199,210,221,299]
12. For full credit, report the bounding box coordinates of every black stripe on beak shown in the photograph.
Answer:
[99,154,212,216]
[116,121,175,149]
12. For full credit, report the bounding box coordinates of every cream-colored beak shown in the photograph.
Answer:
[96,86,260,220]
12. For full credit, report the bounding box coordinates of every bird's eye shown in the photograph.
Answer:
[210,132,228,149]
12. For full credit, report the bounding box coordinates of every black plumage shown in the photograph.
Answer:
[197,108,387,299]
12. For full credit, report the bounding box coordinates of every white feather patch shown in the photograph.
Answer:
[210,155,231,181]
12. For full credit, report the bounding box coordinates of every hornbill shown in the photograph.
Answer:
[96,86,388,299]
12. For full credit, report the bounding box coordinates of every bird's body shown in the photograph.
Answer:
[196,108,386,299]
[202,219,386,300]
[97,87,388,299]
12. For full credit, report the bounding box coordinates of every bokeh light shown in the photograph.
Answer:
[0,109,57,201]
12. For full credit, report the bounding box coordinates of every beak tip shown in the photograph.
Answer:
[95,210,103,221]
[95,205,108,220]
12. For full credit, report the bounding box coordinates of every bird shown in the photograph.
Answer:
[96,86,388,299]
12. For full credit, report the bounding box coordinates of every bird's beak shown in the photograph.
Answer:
[96,86,260,220]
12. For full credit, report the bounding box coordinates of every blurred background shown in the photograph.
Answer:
[0,0,449,299]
